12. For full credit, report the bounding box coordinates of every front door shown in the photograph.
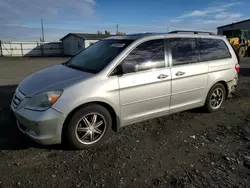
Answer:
[167,37,208,113]
[118,39,171,125]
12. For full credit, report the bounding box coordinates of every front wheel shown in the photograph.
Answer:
[204,83,226,113]
[247,47,250,57]
[65,104,112,149]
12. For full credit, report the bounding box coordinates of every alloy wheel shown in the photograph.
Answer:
[210,88,224,109]
[75,113,106,145]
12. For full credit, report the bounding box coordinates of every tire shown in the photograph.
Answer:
[247,47,250,57]
[238,46,246,59]
[204,83,226,113]
[65,104,112,149]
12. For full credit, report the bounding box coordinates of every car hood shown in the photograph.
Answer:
[18,64,94,96]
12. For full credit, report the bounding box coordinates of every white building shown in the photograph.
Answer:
[60,33,111,56]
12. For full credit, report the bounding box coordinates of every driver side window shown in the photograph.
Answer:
[121,39,165,74]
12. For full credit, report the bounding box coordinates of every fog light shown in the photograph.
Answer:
[16,120,27,132]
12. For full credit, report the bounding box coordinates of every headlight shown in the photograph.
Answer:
[25,90,63,111]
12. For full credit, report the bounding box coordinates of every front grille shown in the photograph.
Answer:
[13,89,25,108]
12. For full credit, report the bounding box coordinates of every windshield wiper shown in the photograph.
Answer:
[65,64,86,71]
[63,63,97,74]
[62,63,81,70]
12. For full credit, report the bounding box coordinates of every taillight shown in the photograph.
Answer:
[235,64,240,73]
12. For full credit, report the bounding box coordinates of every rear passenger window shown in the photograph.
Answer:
[168,38,199,66]
[198,38,231,61]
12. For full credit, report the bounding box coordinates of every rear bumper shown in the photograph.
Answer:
[227,73,238,97]
[11,104,66,145]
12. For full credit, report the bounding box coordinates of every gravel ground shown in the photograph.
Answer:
[0,57,250,188]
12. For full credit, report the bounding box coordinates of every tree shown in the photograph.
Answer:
[97,30,103,35]
[116,31,126,36]
[104,30,111,35]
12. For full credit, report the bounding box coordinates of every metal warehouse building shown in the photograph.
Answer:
[60,33,111,56]
[217,19,250,36]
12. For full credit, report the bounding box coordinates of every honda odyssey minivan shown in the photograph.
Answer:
[11,31,239,149]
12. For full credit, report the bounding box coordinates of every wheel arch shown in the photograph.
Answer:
[207,80,229,100]
[62,101,120,142]
[217,81,229,99]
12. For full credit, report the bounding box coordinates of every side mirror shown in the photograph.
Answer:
[120,61,138,74]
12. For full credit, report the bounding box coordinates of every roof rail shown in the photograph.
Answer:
[168,30,215,35]
[126,32,156,36]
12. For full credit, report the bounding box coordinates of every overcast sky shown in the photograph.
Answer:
[0,0,249,41]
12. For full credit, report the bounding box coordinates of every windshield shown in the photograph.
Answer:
[65,39,133,73]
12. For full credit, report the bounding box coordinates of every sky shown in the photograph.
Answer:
[0,0,249,41]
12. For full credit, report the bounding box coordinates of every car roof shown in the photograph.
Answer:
[106,31,225,41]
[106,33,157,40]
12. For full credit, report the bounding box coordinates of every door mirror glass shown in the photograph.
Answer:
[121,61,138,74]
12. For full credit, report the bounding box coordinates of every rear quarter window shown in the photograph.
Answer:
[230,44,240,63]
[198,38,231,61]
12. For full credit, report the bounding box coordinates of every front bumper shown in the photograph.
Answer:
[11,103,66,145]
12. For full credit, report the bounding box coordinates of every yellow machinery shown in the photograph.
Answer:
[223,29,250,58]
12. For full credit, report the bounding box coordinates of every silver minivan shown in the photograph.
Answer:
[11,31,239,149]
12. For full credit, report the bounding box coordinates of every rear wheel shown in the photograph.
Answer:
[238,46,246,59]
[204,83,226,113]
[65,104,112,149]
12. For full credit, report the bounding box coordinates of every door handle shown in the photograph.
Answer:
[175,71,185,76]
[157,74,168,79]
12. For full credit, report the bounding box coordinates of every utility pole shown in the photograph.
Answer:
[41,19,45,42]
[0,40,3,57]
[116,24,119,34]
